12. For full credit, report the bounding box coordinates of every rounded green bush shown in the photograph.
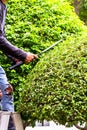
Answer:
[18,37,87,126]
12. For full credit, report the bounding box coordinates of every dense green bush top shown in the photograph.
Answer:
[6,0,85,51]
[18,36,87,126]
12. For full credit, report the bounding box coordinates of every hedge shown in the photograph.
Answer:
[0,0,87,127]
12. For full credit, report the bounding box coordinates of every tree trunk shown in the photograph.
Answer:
[74,122,87,130]
[73,0,80,14]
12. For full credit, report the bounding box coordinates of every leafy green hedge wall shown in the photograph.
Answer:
[0,0,87,127]
[18,36,87,126]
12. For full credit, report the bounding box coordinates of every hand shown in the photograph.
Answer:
[0,90,2,97]
[25,52,38,63]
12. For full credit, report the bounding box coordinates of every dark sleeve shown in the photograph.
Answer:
[0,36,27,61]
[0,3,3,35]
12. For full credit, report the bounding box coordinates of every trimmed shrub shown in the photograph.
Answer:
[18,36,87,127]
[0,0,87,127]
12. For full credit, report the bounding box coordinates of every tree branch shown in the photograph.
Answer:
[74,124,84,130]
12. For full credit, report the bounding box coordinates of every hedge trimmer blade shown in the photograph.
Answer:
[9,39,63,70]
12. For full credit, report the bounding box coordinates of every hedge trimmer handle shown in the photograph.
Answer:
[9,61,23,70]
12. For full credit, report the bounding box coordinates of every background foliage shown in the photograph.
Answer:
[0,0,87,128]
[69,0,87,25]
[79,0,87,24]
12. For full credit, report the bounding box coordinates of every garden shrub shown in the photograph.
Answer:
[0,0,87,126]
[18,36,87,127]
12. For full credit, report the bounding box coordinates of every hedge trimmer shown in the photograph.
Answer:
[9,39,63,70]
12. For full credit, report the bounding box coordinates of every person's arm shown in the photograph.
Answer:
[0,36,27,61]
[0,1,37,64]
[0,36,37,63]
